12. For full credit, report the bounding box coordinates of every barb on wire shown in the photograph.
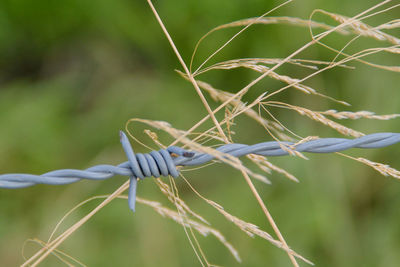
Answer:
[1,131,400,212]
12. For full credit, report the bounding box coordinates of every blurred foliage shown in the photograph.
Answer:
[0,0,399,266]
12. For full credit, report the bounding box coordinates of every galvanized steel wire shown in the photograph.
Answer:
[1,131,400,211]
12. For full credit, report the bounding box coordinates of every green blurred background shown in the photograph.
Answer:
[0,0,399,266]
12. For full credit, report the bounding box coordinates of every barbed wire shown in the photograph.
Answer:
[1,131,399,211]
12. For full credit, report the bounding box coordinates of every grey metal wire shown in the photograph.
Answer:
[1,131,400,212]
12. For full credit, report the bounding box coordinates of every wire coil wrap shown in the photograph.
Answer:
[1,131,400,212]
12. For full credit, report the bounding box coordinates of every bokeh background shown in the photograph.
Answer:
[0,0,399,266]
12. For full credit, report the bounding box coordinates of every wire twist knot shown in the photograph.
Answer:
[119,131,195,211]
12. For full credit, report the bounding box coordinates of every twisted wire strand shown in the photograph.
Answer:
[1,131,399,212]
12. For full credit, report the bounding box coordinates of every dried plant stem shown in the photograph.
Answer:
[22,239,86,267]
[240,169,300,267]
[146,0,227,142]
[22,181,130,267]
